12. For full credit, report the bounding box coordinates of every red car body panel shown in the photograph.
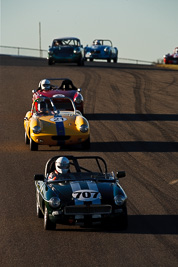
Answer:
[163,47,178,64]
[32,79,84,113]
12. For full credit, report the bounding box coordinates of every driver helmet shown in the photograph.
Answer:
[55,157,70,174]
[39,79,51,90]
[94,40,101,45]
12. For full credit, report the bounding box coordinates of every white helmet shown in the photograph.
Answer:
[55,157,70,174]
[39,79,51,90]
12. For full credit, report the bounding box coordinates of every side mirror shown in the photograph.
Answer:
[77,88,81,92]
[116,171,126,179]
[32,89,36,93]
[24,117,28,121]
[34,174,45,181]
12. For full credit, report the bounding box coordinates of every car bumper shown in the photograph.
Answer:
[31,132,89,146]
[48,205,126,226]
[164,57,178,64]
[85,52,115,60]
[48,54,82,63]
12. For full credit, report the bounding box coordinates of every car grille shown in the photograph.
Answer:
[64,205,112,215]
[91,50,100,54]
[52,136,70,140]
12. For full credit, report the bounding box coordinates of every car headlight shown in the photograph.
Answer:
[74,94,83,104]
[80,124,88,133]
[114,195,127,206]
[33,126,41,134]
[104,47,109,53]
[73,48,80,54]
[49,197,61,208]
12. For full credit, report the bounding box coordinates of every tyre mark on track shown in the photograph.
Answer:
[79,69,101,114]
[89,68,178,218]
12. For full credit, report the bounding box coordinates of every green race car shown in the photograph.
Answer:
[47,37,85,66]
[34,155,128,230]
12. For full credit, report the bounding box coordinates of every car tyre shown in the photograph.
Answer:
[36,191,43,218]
[78,58,84,66]
[48,59,53,65]
[25,132,30,145]
[44,206,56,230]
[117,206,128,230]
[81,137,90,150]
[30,137,38,151]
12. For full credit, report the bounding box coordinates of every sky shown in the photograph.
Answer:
[1,0,178,63]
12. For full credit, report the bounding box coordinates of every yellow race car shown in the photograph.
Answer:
[24,96,90,151]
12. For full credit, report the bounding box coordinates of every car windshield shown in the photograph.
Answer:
[92,40,112,46]
[53,39,80,47]
[40,98,74,113]
[51,98,74,111]
[47,79,77,91]
[47,172,114,183]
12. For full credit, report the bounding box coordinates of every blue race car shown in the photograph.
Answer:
[84,39,118,63]
[47,37,85,66]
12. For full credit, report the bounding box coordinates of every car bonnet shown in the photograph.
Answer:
[49,180,115,205]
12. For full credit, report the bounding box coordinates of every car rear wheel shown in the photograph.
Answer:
[44,206,56,230]
[25,132,30,145]
[30,137,38,151]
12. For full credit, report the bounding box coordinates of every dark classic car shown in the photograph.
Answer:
[47,37,85,66]
[34,155,128,230]
[84,39,118,62]
[163,47,178,64]
[32,78,84,114]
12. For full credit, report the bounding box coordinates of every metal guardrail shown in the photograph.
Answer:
[0,45,48,58]
[119,57,154,65]
[0,45,154,64]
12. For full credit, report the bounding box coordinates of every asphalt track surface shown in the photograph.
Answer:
[0,55,178,267]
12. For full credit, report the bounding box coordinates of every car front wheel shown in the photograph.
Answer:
[116,206,128,230]
[30,137,38,151]
[36,191,43,218]
[81,137,90,150]
[48,59,53,65]
[44,206,56,230]
[25,132,30,145]
[78,58,84,66]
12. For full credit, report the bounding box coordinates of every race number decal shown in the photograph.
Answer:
[72,190,101,202]
[50,117,67,122]
[53,94,65,98]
